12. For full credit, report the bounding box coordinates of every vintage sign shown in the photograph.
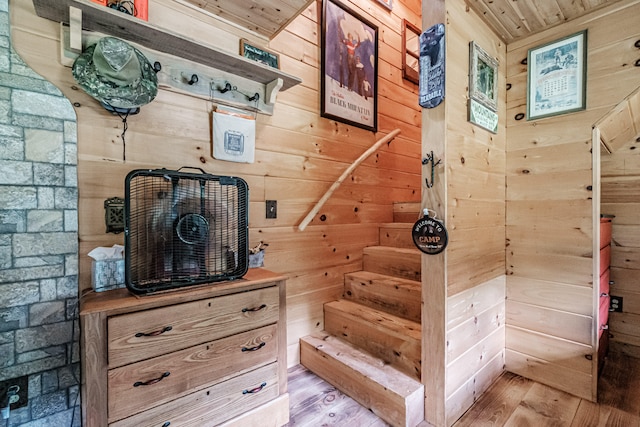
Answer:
[418,23,445,109]
[412,214,448,255]
[468,98,498,133]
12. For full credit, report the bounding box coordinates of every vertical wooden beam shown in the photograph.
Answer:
[421,1,447,425]
[591,126,601,402]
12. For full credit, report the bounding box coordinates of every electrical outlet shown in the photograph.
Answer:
[266,200,277,219]
[610,295,623,312]
[0,375,28,411]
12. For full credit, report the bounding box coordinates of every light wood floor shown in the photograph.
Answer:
[286,350,640,426]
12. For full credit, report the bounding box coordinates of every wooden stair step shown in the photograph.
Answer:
[379,222,415,249]
[344,271,421,323]
[363,246,421,282]
[393,202,421,223]
[324,299,421,379]
[300,332,424,427]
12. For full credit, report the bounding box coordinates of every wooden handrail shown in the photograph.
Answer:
[297,128,402,231]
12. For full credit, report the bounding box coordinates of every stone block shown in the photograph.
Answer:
[64,165,77,187]
[0,123,21,138]
[37,187,55,209]
[0,186,37,209]
[54,187,77,209]
[27,210,63,232]
[29,301,65,326]
[34,163,65,186]
[12,90,75,120]
[16,322,73,352]
[63,121,77,143]
[13,232,77,257]
[64,210,78,232]
[0,136,23,160]
[30,390,67,419]
[0,160,33,184]
[25,129,64,163]
[0,282,39,309]
[13,113,64,131]
[0,306,27,331]
[0,264,64,283]
[0,342,14,367]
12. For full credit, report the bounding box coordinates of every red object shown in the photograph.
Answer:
[599,294,610,339]
[134,0,148,20]
[600,267,610,296]
[90,0,107,5]
[600,216,612,248]
[599,244,611,275]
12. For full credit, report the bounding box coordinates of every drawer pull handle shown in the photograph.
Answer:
[162,423,171,427]
[242,304,267,313]
[242,382,267,394]
[133,371,170,387]
[135,326,173,338]
[242,342,266,352]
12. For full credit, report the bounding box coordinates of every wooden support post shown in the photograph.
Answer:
[422,1,447,426]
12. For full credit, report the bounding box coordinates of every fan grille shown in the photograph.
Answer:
[124,169,248,294]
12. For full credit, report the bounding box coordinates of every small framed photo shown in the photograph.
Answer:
[240,39,280,69]
[527,30,587,120]
[469,41,498,112]
[376,0,393,11]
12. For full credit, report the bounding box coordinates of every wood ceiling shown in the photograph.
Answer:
[596,87,640,154]
[174,0,629,43]
[175,0,315,40]
[465,0,627,42]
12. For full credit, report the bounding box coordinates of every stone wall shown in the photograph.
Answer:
[0,0,80,425]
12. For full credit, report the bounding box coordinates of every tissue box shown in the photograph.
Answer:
[91,259,125,292]
[248,250,264,268]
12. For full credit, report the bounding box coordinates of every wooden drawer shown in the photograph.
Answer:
[108,323,277,422]
[108,286,279,368]
[110,362,280,427]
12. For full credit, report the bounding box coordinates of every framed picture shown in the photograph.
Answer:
[402,19,420,85]
[527,30,587,120]
[240,39,280,69]
[376,0,393,11]
[321,0,378,132]
[469,41,498,112]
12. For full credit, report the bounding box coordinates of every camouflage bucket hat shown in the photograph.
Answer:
[72,37,158,109]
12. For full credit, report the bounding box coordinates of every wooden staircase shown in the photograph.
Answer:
[300,202,424,427]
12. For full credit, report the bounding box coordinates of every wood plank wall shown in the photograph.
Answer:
[10,0,422,367]
[420,2,506,425]
[443,2,506,424]
[505,0,640,402]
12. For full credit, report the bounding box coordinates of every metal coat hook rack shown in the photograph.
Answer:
[422,151,441,188]
[213,81,260,103]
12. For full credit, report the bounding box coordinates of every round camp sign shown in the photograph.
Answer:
[412,215,448,255]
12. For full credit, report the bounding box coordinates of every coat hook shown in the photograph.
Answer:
[153,61,162,73]
[248,92,260,102]
[187,74,199,85]
[219,82,233,93]
[422,151,441,188]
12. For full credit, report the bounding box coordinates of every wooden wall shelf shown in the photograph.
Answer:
[32,0,302,93]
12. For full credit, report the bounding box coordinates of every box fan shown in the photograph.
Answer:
[124,167,249,294]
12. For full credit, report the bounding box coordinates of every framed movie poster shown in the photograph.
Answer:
[527,30,587,120]
[321,0,378,132]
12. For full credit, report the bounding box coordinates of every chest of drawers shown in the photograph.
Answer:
[80,268,288,426]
